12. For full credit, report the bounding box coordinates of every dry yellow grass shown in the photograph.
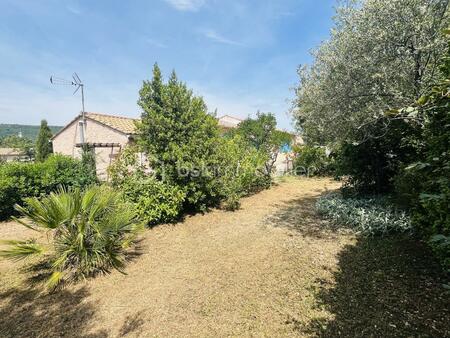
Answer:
[0,177,448,337]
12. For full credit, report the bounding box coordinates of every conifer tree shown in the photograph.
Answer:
[137,64,220,210]
[35,119,53,162]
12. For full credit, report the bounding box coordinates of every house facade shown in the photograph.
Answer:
[52,112,302,179]
[52,113,137,180]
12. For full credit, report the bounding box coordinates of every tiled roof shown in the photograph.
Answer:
[53,112,298,141]
[86,112,138,134]
[0,148,24,156]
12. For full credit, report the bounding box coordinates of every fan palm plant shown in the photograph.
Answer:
[0,186,143,288]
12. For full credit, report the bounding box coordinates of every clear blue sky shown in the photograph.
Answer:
[0,0,335,131]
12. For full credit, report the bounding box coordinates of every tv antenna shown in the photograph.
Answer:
[50,73,86,143]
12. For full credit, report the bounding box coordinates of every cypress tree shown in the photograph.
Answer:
[136,64,220,210]
[35,119,53,162]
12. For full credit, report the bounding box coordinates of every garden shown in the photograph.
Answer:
[0,0,449,336]
[0,65,291,288]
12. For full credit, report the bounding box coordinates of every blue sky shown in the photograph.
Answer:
[0,0,335,131]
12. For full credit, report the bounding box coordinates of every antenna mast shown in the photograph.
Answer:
[50,73,86,144]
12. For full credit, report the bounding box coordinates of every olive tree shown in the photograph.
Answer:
[293,0,449,144]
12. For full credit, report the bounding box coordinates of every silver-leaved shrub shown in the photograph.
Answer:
[316,193,411,236]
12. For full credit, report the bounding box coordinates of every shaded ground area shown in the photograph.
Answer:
[0,177,448,337]
[304,236,450,337]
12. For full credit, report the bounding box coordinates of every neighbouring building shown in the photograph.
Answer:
[52,112,138,180]
[217,115,244,131]
[0,148,29,162]
[52,112,303,179]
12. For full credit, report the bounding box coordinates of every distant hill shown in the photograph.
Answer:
[0,124,63,141]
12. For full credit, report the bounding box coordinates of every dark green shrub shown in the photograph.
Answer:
[0,176,19,220]
[136,64,220,211]
[80,144,97,184]
[293,145,332,176]
[392,32,450,270]
[335,117,420,195]
[0,155,97,220]
[429,235,450,271]
[120,174,185,226]
[35,119,53,162]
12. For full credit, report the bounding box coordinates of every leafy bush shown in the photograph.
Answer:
[293,145,332,176]
[107,144,145,187]
[0,186,143,288]
[386,32,450,270]
[316,194,412,236]
[120,174,185,226]
[214,135,270,210]
[334,117,421,195]
[0,154,97,220]
[429,235,450,271]
[228,112,293,177]
[108,146,184,225]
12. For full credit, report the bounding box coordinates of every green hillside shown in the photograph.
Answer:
[0,124,63,141]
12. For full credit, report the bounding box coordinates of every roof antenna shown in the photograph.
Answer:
[50,73,86,144]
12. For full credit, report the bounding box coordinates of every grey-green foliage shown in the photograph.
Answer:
[316,193,412,236]
[293,0,449,144]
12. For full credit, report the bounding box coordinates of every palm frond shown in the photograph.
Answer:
[10,185,143,288]
[0,240,45,261]
[46,271,64,290]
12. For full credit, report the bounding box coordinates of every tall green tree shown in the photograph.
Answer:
[231,112,293,176]
[136,64,220,210]
[35,119,53,162]
[293,0,449,145]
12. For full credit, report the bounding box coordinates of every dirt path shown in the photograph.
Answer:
[0,178,448,337]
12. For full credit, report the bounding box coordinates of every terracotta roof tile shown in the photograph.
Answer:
[0,148,24,156]
[86,112,138,134]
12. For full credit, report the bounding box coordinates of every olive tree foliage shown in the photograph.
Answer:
[293,0,449,144]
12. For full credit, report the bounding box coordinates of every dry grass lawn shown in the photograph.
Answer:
[0,177,448,337]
